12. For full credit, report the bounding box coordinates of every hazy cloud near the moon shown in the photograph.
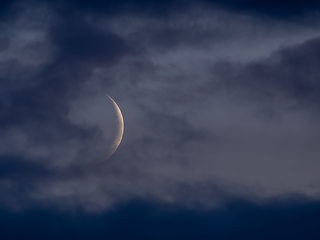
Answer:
[1,1,320,211]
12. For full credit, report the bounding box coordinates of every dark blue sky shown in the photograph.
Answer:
[1,0,320,239]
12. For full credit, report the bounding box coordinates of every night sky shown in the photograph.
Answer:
[1,0,320,239]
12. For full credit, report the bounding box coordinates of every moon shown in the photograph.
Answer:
[96,94,124,164]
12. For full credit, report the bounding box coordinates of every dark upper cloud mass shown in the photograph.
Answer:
[53,0,320,20]
[204,0,320,19]
[50,16,128,65]
[1,0,320,238]
[210,36,320,114]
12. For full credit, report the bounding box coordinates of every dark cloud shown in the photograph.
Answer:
[34,0,320,19]
[50,16,129,65]
[0,0,18,19]
[209,36,320,117]
[1,199,320,240]
[0,155,52,180]
[4,0,320,21]
[59,0,185,17]
[202,0,320,18]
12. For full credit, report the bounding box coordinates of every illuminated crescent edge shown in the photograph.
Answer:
[95,94,124,164]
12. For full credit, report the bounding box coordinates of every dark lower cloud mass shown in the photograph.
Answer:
[1,199,320,240]
[1,0,320,238]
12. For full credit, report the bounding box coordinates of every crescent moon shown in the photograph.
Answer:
[97,94,124,164]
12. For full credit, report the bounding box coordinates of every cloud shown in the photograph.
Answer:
[1,0,320,211]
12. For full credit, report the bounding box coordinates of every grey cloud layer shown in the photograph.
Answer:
[1,2,320,211]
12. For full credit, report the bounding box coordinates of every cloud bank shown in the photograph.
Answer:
[1,0,320,211]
